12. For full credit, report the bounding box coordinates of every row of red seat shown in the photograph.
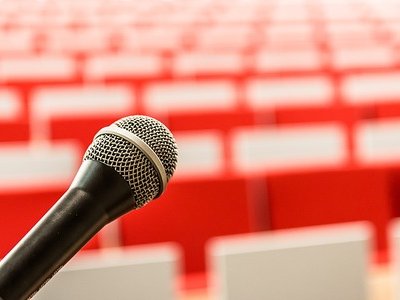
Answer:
[1,49,398,74]
[126,165,400,269]
[0,28,397,55]
[0,0,398,25]
[3,61,400,94]
[3,75,400,134]
[2,74,400,107]
[3,82,400,181]
[0,166,397,274]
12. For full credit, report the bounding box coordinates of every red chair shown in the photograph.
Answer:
[120,177,253,274]
[265,167,392,260]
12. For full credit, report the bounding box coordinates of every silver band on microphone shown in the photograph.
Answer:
[94,125,167,197]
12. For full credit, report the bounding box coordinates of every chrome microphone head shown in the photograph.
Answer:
[83,115,178,209]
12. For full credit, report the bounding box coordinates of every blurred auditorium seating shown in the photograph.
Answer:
[1,0,400,298]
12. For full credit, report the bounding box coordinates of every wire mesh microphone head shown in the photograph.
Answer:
[83,115,178,209]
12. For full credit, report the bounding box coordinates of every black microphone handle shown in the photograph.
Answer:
[0,160,135,300]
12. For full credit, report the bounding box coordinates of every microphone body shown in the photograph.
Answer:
[0,161,134,300]
[0,115,178,300]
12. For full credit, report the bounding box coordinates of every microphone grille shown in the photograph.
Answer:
[83,115,178,208]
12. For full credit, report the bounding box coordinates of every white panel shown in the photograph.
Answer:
[255,49,322,72]
[246,76,333,109]
[332,46,396,70]
[232,123,346,174]
[39,14,72,27]
[271,7,310,22]
[174,131,224,178]
[33,244,180,300]
[374,6,400,21]
[209,222,371,300]
[14,13,42,27]
[386,22,400,39]
[342,72,400,104]
[45,28,110,53]
[196,25,252,50]
[0,142,79,191]
[0,89,22,120]
[219,10,258,23]
[157,13,198,26]
[30,85,134,140]
[355,119,400,164]
[323,11,364,22]
[0,56,76,81]
[173,52,244,76]
[85,53,163,79]
[144,81,236,113]
[326,22,373,38]
[0,29,34,53]
[328,37,378,49]
[265,24,315,44]
[32,85,134,118]
[121,27,183,51]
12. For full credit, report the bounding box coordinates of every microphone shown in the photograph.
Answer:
[0,115,178,300]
